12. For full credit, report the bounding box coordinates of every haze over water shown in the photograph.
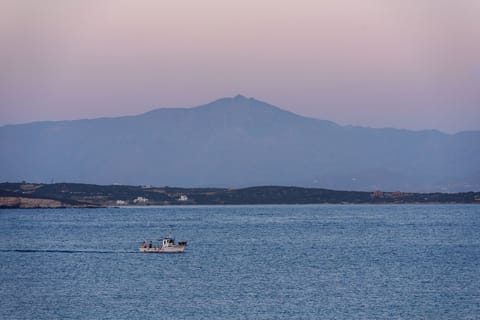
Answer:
[1,205,479,319]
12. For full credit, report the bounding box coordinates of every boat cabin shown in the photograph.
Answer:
[162,237,175,247]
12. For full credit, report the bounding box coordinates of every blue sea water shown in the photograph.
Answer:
[0,205,479,319]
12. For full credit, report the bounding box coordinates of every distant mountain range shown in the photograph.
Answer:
[1,95,479,192]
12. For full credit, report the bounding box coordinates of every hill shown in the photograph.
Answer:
[1,182,479,208]
[0,95,479,192]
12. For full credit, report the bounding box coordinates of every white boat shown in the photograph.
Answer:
[140,236,187,253]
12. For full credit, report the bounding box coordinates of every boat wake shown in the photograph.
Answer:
[0,249,138,254]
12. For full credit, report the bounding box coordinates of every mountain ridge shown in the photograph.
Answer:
[0,95,471,136]
[1,96,479,192]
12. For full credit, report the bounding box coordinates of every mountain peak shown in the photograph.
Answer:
[215,94,253,105]
[198,95,274,111]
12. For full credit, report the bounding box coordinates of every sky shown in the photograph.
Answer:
[1,0,479,133]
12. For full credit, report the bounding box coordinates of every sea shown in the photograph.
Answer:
[0,205,479,320]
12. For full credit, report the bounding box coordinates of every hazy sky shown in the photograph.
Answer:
[1,0,479,132]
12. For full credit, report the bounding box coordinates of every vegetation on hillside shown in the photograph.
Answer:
[1,182,479,208]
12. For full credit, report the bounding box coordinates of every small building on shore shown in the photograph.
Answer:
[133,197,148,204]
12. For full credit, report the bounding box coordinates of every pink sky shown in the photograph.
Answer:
[1,0,479,132]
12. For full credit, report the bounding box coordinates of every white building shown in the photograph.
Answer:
[133,197,148,204]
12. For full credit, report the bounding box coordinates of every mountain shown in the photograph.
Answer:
[1,95,479,192]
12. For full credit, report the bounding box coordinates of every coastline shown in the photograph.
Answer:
[1,182,479,209]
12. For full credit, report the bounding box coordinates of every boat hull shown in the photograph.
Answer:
[140,245,186,253]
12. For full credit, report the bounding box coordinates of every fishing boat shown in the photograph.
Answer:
[140,235,187,253]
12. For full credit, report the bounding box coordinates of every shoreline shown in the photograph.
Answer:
[1,182,479,209]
